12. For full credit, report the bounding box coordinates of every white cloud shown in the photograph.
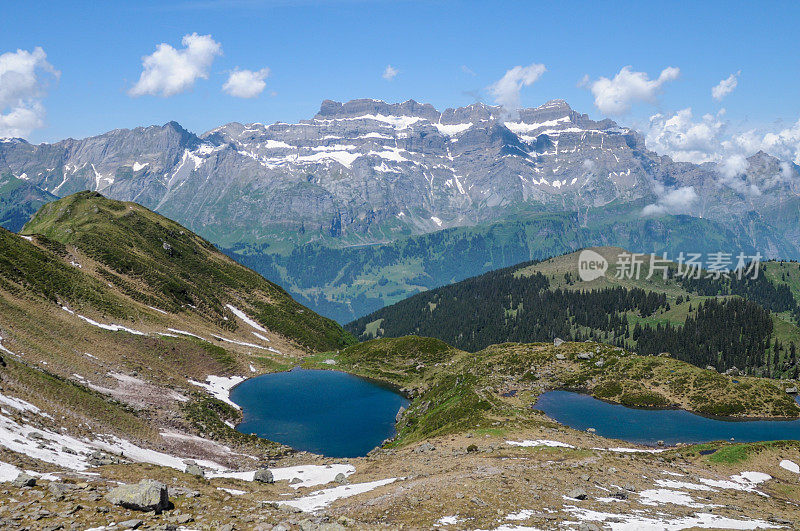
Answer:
[461,65,476,76]
[724,119,800,165]
[718,154,762,196]
[712,71,740,101]
[587,65,680,115]
[489,63,546,111]
[646,108,725,163]
[0,47,58,138]
[382,65,398,81]
[129,33,222,97]
[642,185,698,216]
[223,67,270,98]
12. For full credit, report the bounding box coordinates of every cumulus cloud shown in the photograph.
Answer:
[223,67,270,98]
[646,108,725,163]
[642,184,698,216]
[0,47,58,138]
[723,119,800,165]
[382,65,398,81]
[129,33,222,97]
[489,63,546,111]
[587,65,680,115]
[712,71,740,101]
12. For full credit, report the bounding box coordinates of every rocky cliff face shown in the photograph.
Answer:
[1,100,799,250]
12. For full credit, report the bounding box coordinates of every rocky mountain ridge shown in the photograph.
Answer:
[2,98,798,251]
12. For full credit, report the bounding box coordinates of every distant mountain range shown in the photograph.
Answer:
[2,99,800,321]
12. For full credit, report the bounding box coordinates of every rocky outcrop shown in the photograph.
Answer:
[253,468,274,483]
[105,479,171,513]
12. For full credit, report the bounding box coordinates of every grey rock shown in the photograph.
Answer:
[414,442,436,453]
[12,473,36,488]
[253,468,274,484]
[786,387,798,394]
[470,496,488,507]
[185,463,205,478]
[105,479,170,513]
[334,472,348,485]
[118,519,143,529]
[553,338,564,347]
[555,353,566,360]
[567,488,588,500]
[577,352,594,360]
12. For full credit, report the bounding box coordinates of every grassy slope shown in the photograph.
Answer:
[304,337,800,447]
[21,191,354,352]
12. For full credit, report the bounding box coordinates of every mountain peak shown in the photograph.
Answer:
[538,99,571,109]
[316,98,440,121]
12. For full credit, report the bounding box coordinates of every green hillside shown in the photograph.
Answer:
[22,191,354,352]
[346,247,800,378]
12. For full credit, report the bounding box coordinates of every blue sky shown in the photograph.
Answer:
[2,0,800,159]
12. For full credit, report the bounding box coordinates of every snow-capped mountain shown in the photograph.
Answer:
[1,99,799,249]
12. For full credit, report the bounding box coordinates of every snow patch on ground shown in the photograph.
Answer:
[436,515,465,526]
[564,506,778,530]
[506,440,576,449]
[273,477,400,512]
[638,488,718,508]
[210,463,355,489]
[167,328,205,340]
[226,304,268,333]
[0,461,22,482]
[0,393,42,415]
[780,459,800,473]
[0,334,17,356]
[188,375,244,410]
[218,487,247,496]
[71,311,147,336]
[252,331,270,342]
[597,446,667,454]
[211,334,270,351]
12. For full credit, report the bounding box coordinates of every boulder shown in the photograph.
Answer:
[105,479,171,513]
[567,488,588,500]
[185,463,205,478]
[553,338,564,347]
[334,472,349,485]
[12,473,36,488]
[88,451,122,467]
[395,406,406,423]
[414,442,436,453]
[253,468,274,484]
[576,352,593,360]
[555,353,566,360]
[118,519,143,529]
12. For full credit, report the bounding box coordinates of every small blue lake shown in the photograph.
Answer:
[535,391,800,446]
[229,368,409,458]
